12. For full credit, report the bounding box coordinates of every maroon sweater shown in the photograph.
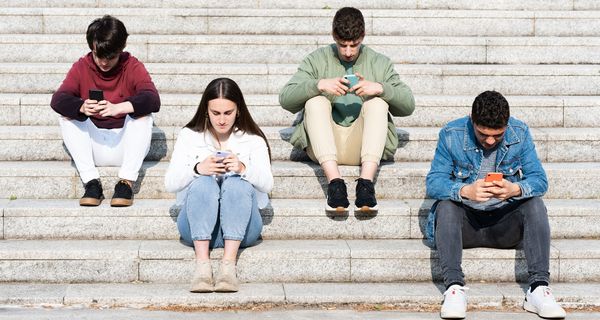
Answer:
[51,52,160,129]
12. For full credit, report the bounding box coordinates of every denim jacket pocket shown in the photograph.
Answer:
[452,161,474,181]
[498,157,523,182]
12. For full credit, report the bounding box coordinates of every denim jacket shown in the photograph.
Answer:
[424,116,548,247]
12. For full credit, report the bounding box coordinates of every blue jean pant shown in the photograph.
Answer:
[435,197,551,287]
[177,175,263,249]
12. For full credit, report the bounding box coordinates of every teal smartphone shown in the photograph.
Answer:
[343,74,359,87]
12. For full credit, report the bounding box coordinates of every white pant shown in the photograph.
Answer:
[59,115,153,183]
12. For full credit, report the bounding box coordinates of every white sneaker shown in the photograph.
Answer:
[523,286,566,319]
[440,284,468,319]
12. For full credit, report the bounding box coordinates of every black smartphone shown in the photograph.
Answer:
[89,89,104,101]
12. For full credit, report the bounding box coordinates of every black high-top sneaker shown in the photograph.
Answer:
[325,178,350,213]
[355,178,379,213]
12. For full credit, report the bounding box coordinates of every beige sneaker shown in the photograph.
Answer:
[214,260,239,292]
[189,259,213,293]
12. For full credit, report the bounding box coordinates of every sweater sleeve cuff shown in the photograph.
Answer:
[126,91,161,118]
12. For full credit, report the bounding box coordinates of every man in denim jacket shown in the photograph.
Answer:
[425,91,565,319]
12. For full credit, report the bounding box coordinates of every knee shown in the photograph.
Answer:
[125,115,153,130]
[362,97,389,114]
[435,200,463,225]
[187,176,219,197]
[221,176,253,198]
[304,96,331,115]
[521,197,548,221]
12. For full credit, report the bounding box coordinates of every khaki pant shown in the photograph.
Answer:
[304,96,389,166]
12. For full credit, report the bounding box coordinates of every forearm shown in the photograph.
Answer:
[51,92,87,121]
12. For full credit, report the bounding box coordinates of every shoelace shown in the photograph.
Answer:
[444,286,469,297]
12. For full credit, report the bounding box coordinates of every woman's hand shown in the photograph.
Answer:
[195,156,226,176]
[222,152,246,174]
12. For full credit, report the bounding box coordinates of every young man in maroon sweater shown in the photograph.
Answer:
[51,15,161,207]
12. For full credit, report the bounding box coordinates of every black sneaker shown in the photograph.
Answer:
[355,178,378,212]
[110,179,133,207]
[325,178,350,213]
[80,178,104,206]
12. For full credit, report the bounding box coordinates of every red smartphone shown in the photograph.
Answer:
[484,172,503,182]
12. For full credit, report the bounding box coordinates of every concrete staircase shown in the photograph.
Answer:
[1,1,600,314]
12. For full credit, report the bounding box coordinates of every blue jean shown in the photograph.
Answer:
[435,197,550,287]
[177,175,263,249]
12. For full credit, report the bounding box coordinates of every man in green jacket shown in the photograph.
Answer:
[279,7,415,214]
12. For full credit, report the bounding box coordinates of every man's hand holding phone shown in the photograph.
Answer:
[461,172,522,202]
[484,173,522,200]
[317,77,349,96]
[81,89,103,116]
[350,73,384,97]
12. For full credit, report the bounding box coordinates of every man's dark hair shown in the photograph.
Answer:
[332,7,365,41]
[471,91,510,128]
[86,15,128,59]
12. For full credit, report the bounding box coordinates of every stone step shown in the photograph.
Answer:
[1,309,599,320]
[3,63,600,96]
[5,34,600,65]
[0,239,598,283]
[4,93,599,128]
[1,0,592,11]
[2,125,599,163]
[0,282,598,315]
[0,161,598,200]
[3,8,600,37]
[1,198,599,241]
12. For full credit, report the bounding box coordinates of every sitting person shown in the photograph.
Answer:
[51,15,160,207]
[425,91,566,319]
[164,78,273,293]
[279,7,415,214]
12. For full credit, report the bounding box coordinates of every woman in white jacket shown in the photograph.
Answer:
[165,78,272,293]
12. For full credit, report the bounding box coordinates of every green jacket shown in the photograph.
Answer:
[279,44,415,160]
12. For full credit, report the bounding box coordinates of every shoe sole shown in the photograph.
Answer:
[214,284,239,292]
[523,300,566,319]
[80,197,102,206]
[189,285,214,293]
[440,312,466,319]
[354,205,379,214]
[110,198,133,207]
[325,205,349,214]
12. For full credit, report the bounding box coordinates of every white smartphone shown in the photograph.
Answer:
[214,150,231,162]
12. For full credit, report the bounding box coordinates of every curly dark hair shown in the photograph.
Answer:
[332,7,365,41]
[471,91,510,129]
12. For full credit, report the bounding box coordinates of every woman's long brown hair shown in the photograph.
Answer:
[185,77,271,160]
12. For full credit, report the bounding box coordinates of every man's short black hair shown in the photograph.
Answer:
[86,15,128,59]
[332,7,365,41]
[471,91,510,129]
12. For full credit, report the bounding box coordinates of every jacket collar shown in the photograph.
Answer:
[463,117,521,151]
[329,43,365,67]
